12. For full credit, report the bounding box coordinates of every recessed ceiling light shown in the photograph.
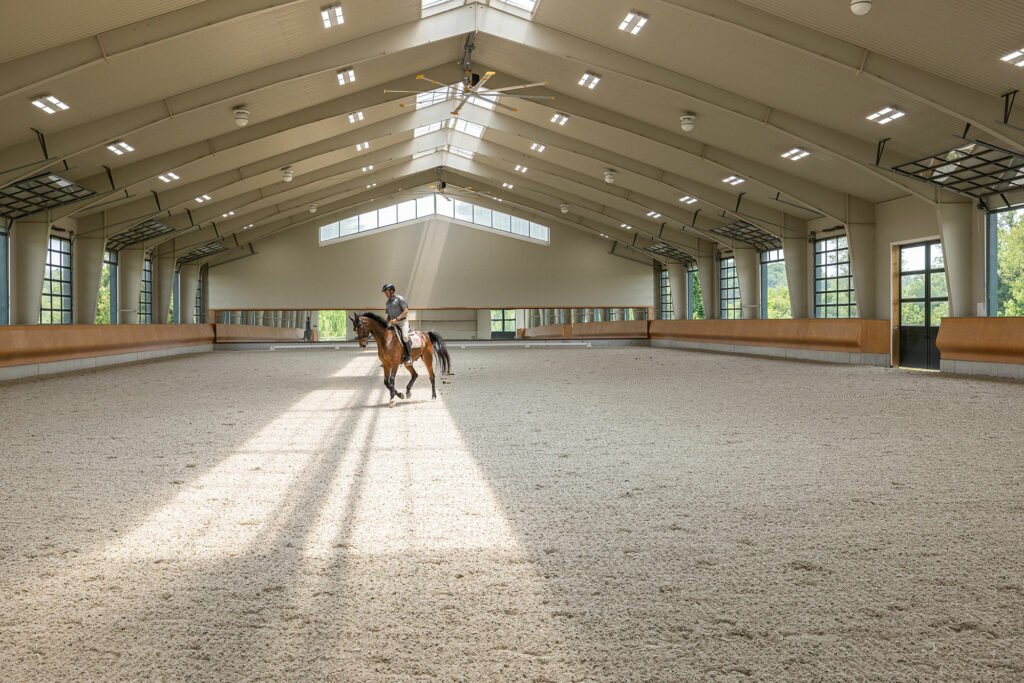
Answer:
[106,141,135,155]
[362,165,374,172]
[530,142,546,152]
[222,211,235,217]
[722,175,745,185]
[366,183,377,188]
[348,111,364,123]
[356,142,369,151]
[336,68,356,85]
[618,11,648,34]
[551,113,569,126]
[158,172,179,183]
[781,148,810,161]
[646,211,661,218]
[866,107,905,124]
[514,164,528,173]
[321,3,344,27]
[578,72,601,89]
[243,224,253,230]
[503,182,515,189]
[31,95,70,114]
[195,194,211,203]
[621,223,633,230]
[678,195,698,204]
[1001,48,1024,66]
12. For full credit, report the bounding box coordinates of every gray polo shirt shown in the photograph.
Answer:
[385,294,408,320]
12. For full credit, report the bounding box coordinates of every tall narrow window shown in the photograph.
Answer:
[138,257,153,323]
[40,235,72,324]
[96,250,118,324]
[490,309,517,339]
[720,256,739,319]
[194,269,204,323]
[814,236,857,318]
[760,249,790,319]
[688,266,704,320]
[172,269,180,323]
[0,220,9,325]
[659,268,674,319]
[987,207,1024,316]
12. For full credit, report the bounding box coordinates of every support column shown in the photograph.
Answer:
[155,247,174,324]
[734,248,760,319]
[9,220,50,325]
[937,202,976,318]
[846,197,877,319]
[666,263,687,320]
[178,264,199,324]
[74,234,105,324]
[696,243,718,320]
[476,308,491,339]
[783,236,810,319]
[117,248,144,324]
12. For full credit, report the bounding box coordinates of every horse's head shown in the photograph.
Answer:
[349,313,369,348]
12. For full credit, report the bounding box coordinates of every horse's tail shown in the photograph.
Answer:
[427,331,452,375]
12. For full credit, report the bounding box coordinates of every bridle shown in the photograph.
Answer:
[352,316,369,348]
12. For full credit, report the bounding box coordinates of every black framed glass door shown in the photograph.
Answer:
[898,241,948,369]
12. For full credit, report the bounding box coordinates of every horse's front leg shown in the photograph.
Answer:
[404,363,418,399]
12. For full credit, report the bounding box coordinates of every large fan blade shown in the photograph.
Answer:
[416,74,449,88]
[490,81,549,92]
[450,94,471,116]
[383,89,427,94]
[487,94,556,100]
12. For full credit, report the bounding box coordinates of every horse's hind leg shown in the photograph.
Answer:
[422,347,437,399]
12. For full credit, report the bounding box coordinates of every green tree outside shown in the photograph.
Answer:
[997,210,1024,316]
[765,262,791,319]
[691,271,704,319]
[95,263,111,324]
[319,310,348,340]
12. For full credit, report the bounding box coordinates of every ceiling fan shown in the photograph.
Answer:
[384,32,554,116]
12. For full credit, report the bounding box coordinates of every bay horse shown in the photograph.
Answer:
[349,312,452,405]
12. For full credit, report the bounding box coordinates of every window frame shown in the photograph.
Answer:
[138,256,153,323]
[719,256,740,319]
[659,268,674,320]
[40,234,73,324]
[0,220,9,325]
[814,236,857,319]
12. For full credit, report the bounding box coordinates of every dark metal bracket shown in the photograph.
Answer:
[875,138,890,166]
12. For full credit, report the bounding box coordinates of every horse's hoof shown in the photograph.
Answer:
[389,399,396,407]
[396,392,404,399]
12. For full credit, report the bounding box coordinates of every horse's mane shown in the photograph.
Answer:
[360,311,388,327]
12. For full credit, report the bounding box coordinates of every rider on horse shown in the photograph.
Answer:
[382,283,412,363]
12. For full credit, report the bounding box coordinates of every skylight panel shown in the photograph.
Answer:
[106,141,134,155]
[866,106,905,124]
[1000,48,1024,66]
[321,3,343,28]
[336,68,356,85]
[678,195,698,204]
[31,95,69,114]
[550,113,569,126]
[449,118,485,137]
[417,85,453,109]
[356,142,369,151]
[722,175,745,186]
[502,182,514,189]
[448,145,475,159]
[781,148,810,161]
[505,0,537,10]
[348,111,364,123]
[578,72,601,89]
[415,121,444,137]
[618,11,648,34]
[530,142,546,152]
[422,0,447,8]
[646,211,661,218]
[514,164,528,173]
[412,149,435,160]
[195,194,211,203]
[158,172,179,183]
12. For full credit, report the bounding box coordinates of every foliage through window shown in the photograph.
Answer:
[491,309,516,339]
[318,310,348,340]
[40,235,72,324]
[760,249,791,319]
[96,250,118,324]
[138,257,153,323]
[688,267,704,320]
[720,257,739,319]
[899,242,947,326]
[988,208,1024,316]
[814,236,857,318]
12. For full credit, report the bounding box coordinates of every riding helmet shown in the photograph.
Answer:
[381,283,395,292]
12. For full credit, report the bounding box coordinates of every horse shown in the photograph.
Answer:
[349,312,452,405]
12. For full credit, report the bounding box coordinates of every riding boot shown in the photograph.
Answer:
[395,326,411,363]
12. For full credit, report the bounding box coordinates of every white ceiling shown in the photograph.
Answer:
[1,0,1022,264]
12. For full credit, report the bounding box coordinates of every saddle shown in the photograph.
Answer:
[408,331,424,349]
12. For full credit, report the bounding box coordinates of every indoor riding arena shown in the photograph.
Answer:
[1,1,1022,681]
